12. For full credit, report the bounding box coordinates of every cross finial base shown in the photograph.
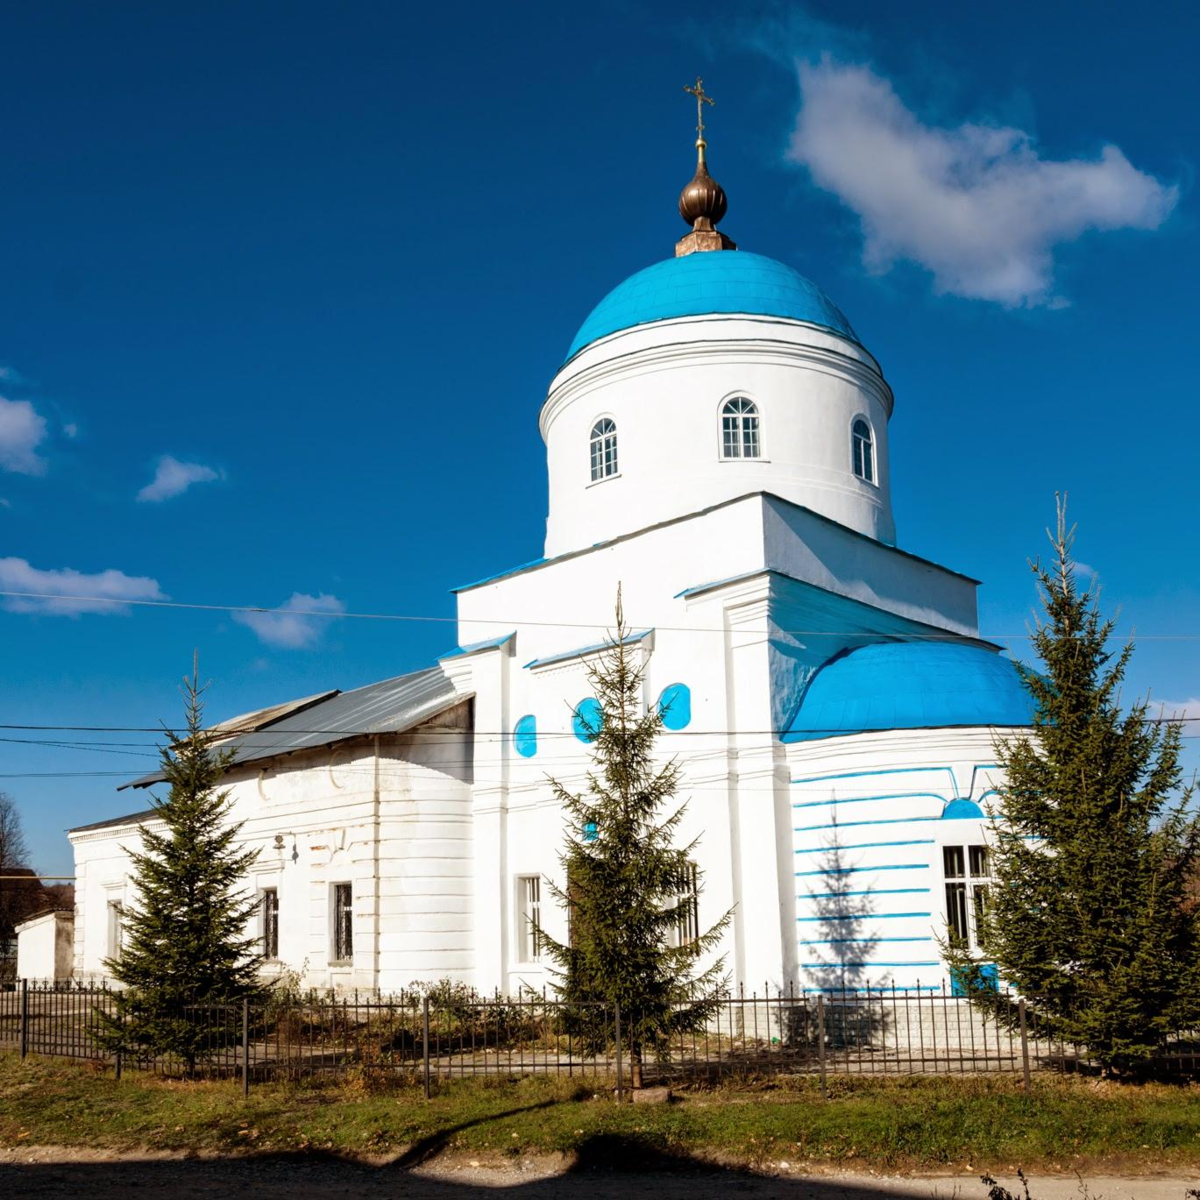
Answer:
[675,227,737,257]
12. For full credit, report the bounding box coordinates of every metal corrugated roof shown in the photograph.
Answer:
[209,690,338,741]
[69,807,160,834]
[119,665,466,790]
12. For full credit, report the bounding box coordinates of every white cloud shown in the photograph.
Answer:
[0,366,28,385]
[0,395,49,475]
[232,591,346,648]
[787,59,1178,306]
[1155,698,1200,722]
[0,556,165,616]
[137,454,221,503]
[63,422,78,439]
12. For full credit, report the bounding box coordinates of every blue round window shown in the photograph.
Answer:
[658,682,692,731]
[572,697,604,743]
[513,714,538,758]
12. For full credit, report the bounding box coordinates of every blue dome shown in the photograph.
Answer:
[566,251,858,359]
[782,642,1032,743]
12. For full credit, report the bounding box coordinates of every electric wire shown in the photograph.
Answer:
[1,587,1197,641]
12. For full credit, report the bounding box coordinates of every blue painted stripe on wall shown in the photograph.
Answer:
[802,888,931,899]
[795,817,939,833]
[798,937,934,945]
[791,765,957,787]
[795,864,929,877]
[792,792,947,811]
[797,912,931,922]
[794,839,935,854]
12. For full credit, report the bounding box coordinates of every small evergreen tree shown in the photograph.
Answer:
[539,594,731,1088]
[97,664,264,1072]
[946,501,1200,1072]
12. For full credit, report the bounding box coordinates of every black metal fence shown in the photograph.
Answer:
[2,979,1198,1091]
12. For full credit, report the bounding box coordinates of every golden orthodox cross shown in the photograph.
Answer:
[683,76,714,140]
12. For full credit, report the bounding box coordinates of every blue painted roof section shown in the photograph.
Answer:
[782,642,1032,743]
[567,251,858,359]
[438,632,515,659]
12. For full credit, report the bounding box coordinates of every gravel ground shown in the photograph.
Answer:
[0,1147,1196,1200]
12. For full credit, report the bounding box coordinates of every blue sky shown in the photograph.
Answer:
[2,1,1197,877]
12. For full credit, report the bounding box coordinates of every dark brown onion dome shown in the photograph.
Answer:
[678,152,728,228]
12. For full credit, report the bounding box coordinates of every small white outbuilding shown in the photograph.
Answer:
[16,910,75,983]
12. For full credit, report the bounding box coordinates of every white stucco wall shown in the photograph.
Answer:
[541,314,895,557]
[786,726,1003,993]
[70,707,475,992]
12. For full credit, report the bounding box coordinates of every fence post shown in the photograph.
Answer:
[422,995,431,1100]
[115,1045,122,1081]
[19,979,29,1059]
[242,998,250,1098]
[614,1002,623,1104]
[1018,997,1031,1095]
[816,993,827,1099]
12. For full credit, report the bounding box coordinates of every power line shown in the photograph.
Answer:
[2,587,1197,642]
[1,713,1196,739]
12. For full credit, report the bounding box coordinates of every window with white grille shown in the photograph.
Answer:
[666,862,700,949]
[852,417,875,483]
[721,397,760,459]
[518,875,542,962]
[589,418,618,481]
[944,844,991,950]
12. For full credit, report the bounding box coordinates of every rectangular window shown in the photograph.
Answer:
[332,883,353,963]
[261,888,279,960]
[518,875,541,962]
[742,418,759,459]
[722,414,740,459]
[943,844,991,950]
[106,900,124,961]
[667,862,700,949]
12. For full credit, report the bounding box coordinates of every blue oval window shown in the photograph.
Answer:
[514,714,538,758]
[658,683,691,731]
[572,697,603,743]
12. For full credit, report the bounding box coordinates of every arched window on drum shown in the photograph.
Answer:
[721,397,760,460]
[851,417,875,484]
[589,418,618,481]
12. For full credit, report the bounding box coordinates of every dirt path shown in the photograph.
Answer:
[0,1147,1195,1199]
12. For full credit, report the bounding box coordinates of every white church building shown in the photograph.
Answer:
[68,128,1031,997]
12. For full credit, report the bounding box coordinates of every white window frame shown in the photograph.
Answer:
[517,874,542,963]
[588,417,618,483]
[106,897,124,962]
[851,416,877,485]
[719,396,761,461]
[666,862,700,950]
[943,843,991,951]
[330,882,353,965]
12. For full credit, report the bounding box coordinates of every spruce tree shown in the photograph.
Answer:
[539,595,731,1088]
[97,664,264,1071]
[946,501,1200,1072]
